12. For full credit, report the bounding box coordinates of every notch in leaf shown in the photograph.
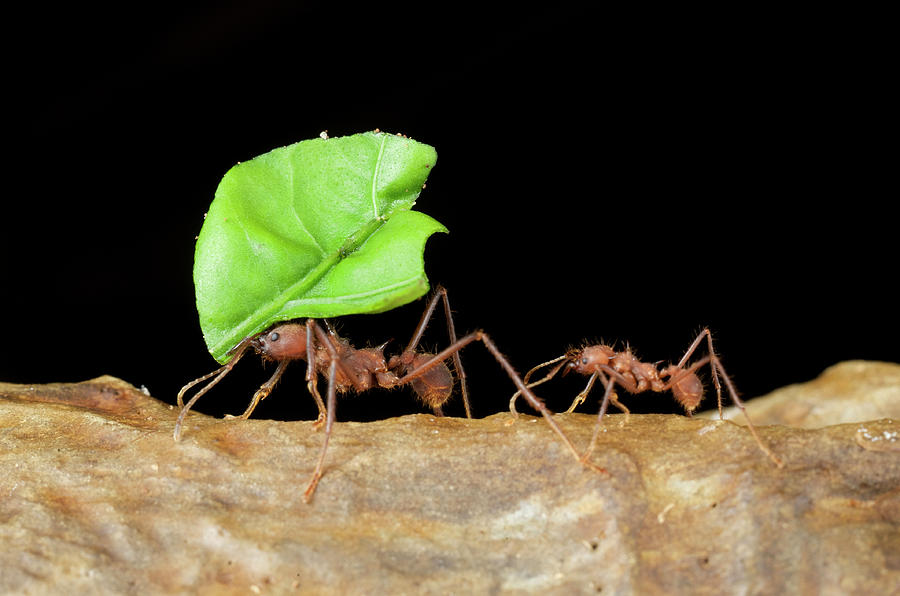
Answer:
[192,131,447,363]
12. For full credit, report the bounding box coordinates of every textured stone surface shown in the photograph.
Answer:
[702,360,900,427]
[1,367,899,595]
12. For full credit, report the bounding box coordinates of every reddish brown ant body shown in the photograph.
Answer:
[177,286,590,502]
[509,329,784,468]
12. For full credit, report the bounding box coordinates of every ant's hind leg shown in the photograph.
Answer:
[403,286,471,418]
[709,355,785,468]
[702,329,727,419]
[478,333,609,476]
[675,328,725,418]
[404,331,609,475]
[677,329,784,468]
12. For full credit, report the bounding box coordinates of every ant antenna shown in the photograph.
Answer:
[174,337,254,441]
[508,354,569,419]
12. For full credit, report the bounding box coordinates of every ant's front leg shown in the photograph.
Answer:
[565,370,599,413]
[581,375,618,462]
[591,366,633,421]
[225,359,289,420]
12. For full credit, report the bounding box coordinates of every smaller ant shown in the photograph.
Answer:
[176,286,590,502]
[509,328,784,468]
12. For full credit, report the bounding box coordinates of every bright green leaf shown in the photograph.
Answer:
[193,131,446,363]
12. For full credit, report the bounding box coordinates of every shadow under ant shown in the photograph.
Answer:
[176,286,597,502]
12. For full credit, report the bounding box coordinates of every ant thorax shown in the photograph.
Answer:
[330,345,393,392]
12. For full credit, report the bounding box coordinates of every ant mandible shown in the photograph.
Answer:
[509,328,785,468]
[176,286,591,502]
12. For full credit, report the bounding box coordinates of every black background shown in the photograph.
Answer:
[7,4,896,423]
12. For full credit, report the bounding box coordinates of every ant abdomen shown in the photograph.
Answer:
[664,365,703,413]
[407,353,454,410]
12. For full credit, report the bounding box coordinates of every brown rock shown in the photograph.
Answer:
[1,367,898,594]
[701,360,900,427]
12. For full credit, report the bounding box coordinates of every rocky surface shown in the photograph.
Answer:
[701,360,900,427]
[1,364,899,595]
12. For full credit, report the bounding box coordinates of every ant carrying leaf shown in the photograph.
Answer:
[179,132,592,501]
[192,131,451,363]
[178,286,588,501]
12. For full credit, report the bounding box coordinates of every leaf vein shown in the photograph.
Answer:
[370,134,388,219]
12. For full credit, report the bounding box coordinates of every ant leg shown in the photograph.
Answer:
[305,320,327,428]
[438,289,469,418]
[670,330,784,468]
[559,366,628,426]
[609,393,630,416]
[566,371,599,413]
[607,390,631,427]
[229,359,289,420]
[303,357,338,503]
[174,337,254,441]
[508,355,568,421]
[702,329,726,419]
[582,375,618,462]
[479,334,608,474]
[673,328,724,418]
[403,285,471,418]
[303,321,344,502]
[396,331,608,475]
[708,354,785,468]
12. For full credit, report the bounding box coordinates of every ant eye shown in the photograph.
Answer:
[582,357,588,365]
[269,332,280,342]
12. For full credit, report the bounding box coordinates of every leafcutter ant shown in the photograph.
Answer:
[509,328,784,468]
[176,286,590,502]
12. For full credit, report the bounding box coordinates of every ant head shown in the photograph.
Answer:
[252,323,308,361]
[568,344,615,375]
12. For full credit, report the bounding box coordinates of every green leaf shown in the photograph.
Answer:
[193,131,446,363]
